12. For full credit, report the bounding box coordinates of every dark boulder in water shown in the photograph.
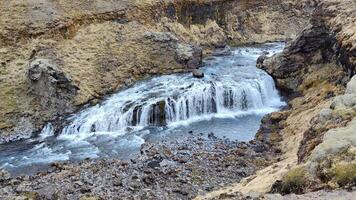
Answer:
[212,45,231,56]
[192,69,204,78]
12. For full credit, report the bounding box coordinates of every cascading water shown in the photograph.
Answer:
[0,42,285,175]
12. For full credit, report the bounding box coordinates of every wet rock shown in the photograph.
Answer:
[192,69,204,78]
[0,169,11,181]
[256,53,268,68]
[208,132,217,139]
[212,46,231,56]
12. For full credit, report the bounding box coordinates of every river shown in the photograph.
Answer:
[0,42,285,176]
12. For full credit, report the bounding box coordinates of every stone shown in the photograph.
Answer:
[143,32,178,43]
[318,108,333,122]
[256,54,268,68]
[28,59,70,84]
[331,94,356,109]
[175,44,203,69]
[0,169,11,181]
[28,59,77,113]
[212,45,231,56]
[192,69,204,78]
[346,76,356,94]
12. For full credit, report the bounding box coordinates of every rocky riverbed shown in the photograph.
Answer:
[0,133,280,199]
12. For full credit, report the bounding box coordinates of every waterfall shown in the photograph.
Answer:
[0,42,286,174]
[57,68,284,141]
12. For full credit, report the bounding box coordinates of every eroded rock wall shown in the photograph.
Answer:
[257,0,356,194]
[197,0,355,197]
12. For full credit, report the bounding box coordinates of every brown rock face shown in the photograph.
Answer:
[28,58,77,115]
[259,0,355,96]
[250,0,356,195]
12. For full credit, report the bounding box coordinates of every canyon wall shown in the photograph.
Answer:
[0,0,312,143]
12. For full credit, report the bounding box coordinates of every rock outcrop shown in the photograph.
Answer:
[197,0,355,198]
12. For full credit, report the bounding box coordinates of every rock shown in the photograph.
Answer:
[175,43,203,69]
[318,108,333,122]
[346,76,356,94]
[28,58,77,116]
[143,32,178,42]
[212,46,231,56]
[330,94,356,109]
[79,196,102,200]
[113,177,123,187]
[0,169,11,181]
[192,69,204,78]
[208,132,217,139]
[28,59,71,84]
[256,54,268,68]
[147,160,161,169]
[143,31,203,70]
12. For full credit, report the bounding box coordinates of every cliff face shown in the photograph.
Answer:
[0,0,311,142]
[259,0,355,167]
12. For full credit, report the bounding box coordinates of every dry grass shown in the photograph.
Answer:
[328,163,356,188]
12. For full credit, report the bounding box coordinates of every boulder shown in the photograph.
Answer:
[28,59,77,116]
[256,54,268,68]
[212,45,231,56]
[0,169,10,181]
[28,59,71,84]
[346,76,356,94]
[143,31,203,69]
[175,43,202,69]
[192,69,204,78]
[330,77,356,109]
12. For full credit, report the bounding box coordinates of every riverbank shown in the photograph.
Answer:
[197,0,356,198]
[0,133,281,199]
